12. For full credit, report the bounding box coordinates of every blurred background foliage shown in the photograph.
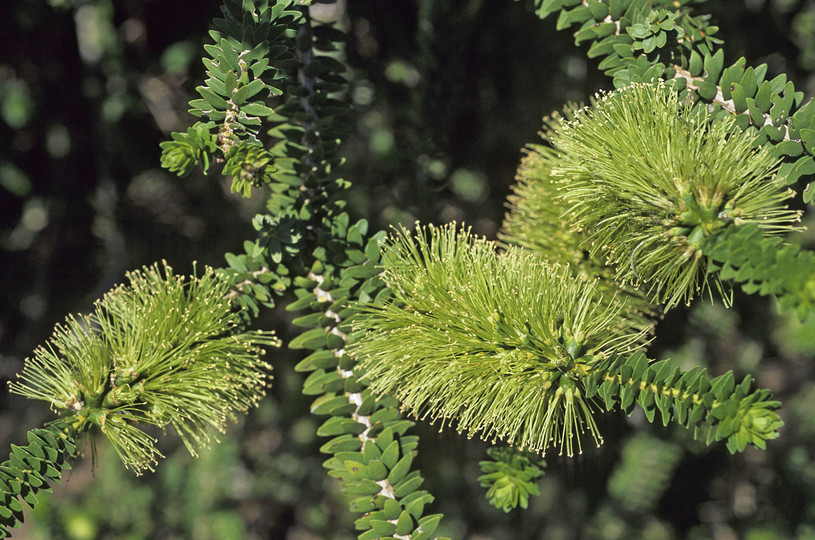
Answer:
[1,0,814,538]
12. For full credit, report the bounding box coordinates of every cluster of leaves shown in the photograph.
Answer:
[477,446,546,513]
[222,213,305,320]
[586,352,783,453]
[0,424,77,536]
[705,224,815,319]
[320,401,443,540]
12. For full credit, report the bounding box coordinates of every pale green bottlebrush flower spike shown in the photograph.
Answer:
[500,128,658,337]
[502,138,585,265]
[9,261,279,474]
[547,81,802,308]
[349,223,650,457]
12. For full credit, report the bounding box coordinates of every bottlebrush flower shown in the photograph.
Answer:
[547,82,801,308]
[10,262,279,474]
[349,224,649,456]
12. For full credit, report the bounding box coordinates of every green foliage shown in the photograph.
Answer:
[160,0,302,195]
[223,141,279,196]
[586,352,784,453]
[0,424,77,536]
[9,262,279,474]
[477,446,546,513]
[221,213,306,319]
[191,0,294,134]
[350,223,783,460]
[706,224,815,319]
[606,433,682,513]
[159,123,219,178]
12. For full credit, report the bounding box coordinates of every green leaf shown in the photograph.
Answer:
[380,440,400,469]
[696,80,717,102]
[395,510,415,535]
[393,472,424,498]
[321,435,362,455]
[232,79,268,105]
[703,49,724,81]
[311,395,351,416]
[317,417,367,437]
[688,50,703,76]
[754,81,773,112]
[344,479,384,496]
[387,453,416,485]
[302,369,343,396]
[289,327,330,350]
[416,514,443,537]
[196,86,229,110]
[241,102,274,116]
[348,496,377,513]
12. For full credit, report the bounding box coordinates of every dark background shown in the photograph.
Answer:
[1,0,815,538]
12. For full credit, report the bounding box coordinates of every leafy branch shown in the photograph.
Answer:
[0,424,77,536]
[477,446,546,513]
[705,224,815,320]
[586,353,783,453]
[350,224,783,459]
[160,0,301,194]
[167,2,447,538]
[1,262,277,536]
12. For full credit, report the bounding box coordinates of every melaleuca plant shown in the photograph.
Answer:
[9,0,815,537]
[156,0,801,531]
